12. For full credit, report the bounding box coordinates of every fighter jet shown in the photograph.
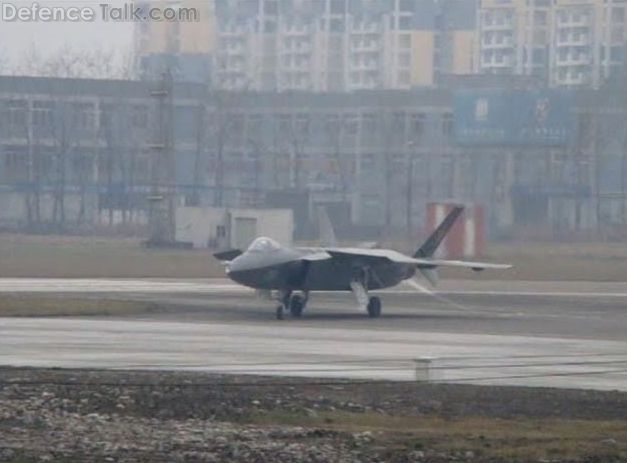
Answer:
[214,206,511,319]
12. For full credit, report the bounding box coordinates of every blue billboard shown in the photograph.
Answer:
[454,89,575,147]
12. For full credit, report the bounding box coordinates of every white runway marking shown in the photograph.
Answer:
[1,278,627,298]
[0,279,249,294]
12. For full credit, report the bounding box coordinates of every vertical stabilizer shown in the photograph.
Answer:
[414,206,464,258]
[317,206,338,247]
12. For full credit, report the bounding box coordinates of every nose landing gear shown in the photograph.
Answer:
[289,294,305,318]
[275,290,309,320]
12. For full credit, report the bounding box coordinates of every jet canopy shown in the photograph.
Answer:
[247,237,281,253]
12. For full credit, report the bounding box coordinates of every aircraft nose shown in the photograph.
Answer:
[226,255,245,275]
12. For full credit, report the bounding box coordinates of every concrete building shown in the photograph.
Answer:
[135,0,217,82]
[133,0,627,90]
[0,75,626,240]
[477,0,627,87]
[134,0,478,90]
[175,206,293,248]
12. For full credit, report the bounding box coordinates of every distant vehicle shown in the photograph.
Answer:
[214,206,511,319]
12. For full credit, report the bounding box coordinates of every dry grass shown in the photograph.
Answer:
[1,233,627,281]
[442,241,627,281]
[247,410,627,461]
[0,295,158,317]
[0,234,224,278]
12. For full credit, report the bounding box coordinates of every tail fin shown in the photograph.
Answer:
[414,206,464,258]
[317,206,338,247]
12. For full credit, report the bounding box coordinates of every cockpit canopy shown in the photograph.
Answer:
[247,237,281,253]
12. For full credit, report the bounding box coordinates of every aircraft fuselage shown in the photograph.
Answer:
[227,246,414,291]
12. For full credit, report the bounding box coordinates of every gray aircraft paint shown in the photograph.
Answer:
[218,207,510,296]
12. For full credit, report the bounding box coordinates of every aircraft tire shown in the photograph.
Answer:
[367,297,381,318]
[289,295,304,318]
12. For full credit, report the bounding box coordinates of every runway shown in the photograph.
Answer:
[1,278,627,391]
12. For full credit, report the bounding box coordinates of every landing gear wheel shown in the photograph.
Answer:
[367,296,381,318]
[289,295,304,318]
[276,305,284,320]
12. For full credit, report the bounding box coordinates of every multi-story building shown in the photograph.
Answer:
[477,0,627,87]
[135,0,478,90]
[1,75,627,237]
[135,0,217,82]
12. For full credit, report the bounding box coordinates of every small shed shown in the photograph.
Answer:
[175,207,294,249]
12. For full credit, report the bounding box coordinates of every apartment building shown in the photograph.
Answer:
[135,0,217,82]
[134,0,478,90]
[477,0,627,87]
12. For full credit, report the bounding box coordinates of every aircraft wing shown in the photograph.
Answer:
[413,258,512,271]
[213,249,243,262]
[327,248,510,269]
[325,248,420,264]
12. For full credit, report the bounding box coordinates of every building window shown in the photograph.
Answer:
[533,10,547,25]
[400,0,415,13]
[361,153,376,170]
[293,114,309,136]
[442,113,454,138]
[32,101,54,128]
[612,7,625,23]
[131,105,148,129]
[399,16,412,30]
[323,116,339,143]
[330,0,344,15]
[72,103,95,131]
[343,114,359,135]
[264,0,278,15]
[330,18,344,32]
[532,48,546,64]
[264,20,277,33]
[4,100,27,129]
[398,70,410,85]
[410,113,425,141]
[362,113,377,133]
[392,111,406,135]
[247,114,263,139]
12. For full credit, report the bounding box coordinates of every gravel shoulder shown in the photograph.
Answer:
[1,368,626,462]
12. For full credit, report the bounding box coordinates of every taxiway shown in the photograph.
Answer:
[1,278,626,391]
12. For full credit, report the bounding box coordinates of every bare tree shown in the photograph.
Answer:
[16,43,135,80]
[0,47,8,74]
[325,114,350,201]
[379,111,398,236]
[206,91,244,207]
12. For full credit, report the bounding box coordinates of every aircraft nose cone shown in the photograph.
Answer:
[227,256,244,274]
[226,256,250,284]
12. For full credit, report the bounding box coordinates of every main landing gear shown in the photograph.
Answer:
[349,275,382,318]
[276,290,308,320]
[367,296,381,318]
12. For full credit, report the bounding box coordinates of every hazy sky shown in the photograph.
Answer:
[0,1,135,70]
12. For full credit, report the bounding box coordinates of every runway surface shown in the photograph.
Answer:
[1,278,627,391]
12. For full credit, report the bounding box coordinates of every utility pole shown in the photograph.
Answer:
[147,71,175,246]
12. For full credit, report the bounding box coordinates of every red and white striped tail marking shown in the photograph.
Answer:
[426,202,485,259]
